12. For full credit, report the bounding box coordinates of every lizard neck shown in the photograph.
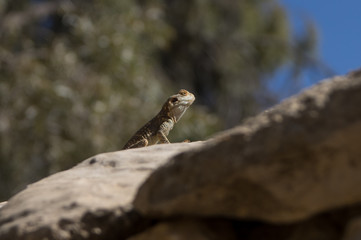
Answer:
[158,104,178,123]
[158,104,176,123]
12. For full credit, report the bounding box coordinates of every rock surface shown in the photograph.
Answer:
[0,142,206,240]
[1,71,361,240]
[128,219,237,240]
[134,73,361,223]
[0,202,7,209]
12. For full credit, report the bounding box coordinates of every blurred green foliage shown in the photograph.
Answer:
[0,0,317,200]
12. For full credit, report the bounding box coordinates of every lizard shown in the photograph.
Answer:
[122,89,195,149]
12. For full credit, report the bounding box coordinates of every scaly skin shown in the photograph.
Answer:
[122,89,195,149]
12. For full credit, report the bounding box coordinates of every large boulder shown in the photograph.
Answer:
[0,142,205,240]
[1,70,361,240]
[134,72,361,223]
[128,219,237,240]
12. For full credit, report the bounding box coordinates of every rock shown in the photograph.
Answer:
[239,204,361,240]
[0,142,205,240]
[0,202,7,209]
[134,73,361,223]
[343,217,361,240]
[129,203,361,240]
[128,219,237,240]
[2,71,361,240]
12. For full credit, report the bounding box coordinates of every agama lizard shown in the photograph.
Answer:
[122,89,195,149]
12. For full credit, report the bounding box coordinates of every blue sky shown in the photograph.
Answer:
[272,0,361,97]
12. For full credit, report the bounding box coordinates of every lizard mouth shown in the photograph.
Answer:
[180,94,195,106]
[171,93,195,121]
[182,98,195,106]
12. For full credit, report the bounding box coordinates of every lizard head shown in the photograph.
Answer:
[163,89,195,122]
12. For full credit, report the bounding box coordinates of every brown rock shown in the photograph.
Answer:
[128,219,237,240]
[2,71,361,240]
[0,202,7,209]
[0,142,205,240]
[134,74,361,223]
[343,217,361,240]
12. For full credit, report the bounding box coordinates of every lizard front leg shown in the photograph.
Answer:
[156,119,173,144]
[157,131,171,144]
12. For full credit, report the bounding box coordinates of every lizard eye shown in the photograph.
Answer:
[170,97,178,103]
[179,90,187,96]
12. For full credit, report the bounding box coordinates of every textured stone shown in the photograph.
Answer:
[343,217,361,240]
[0,142,205,240]
[2,71,361,240]
[128,219,237,240]
[134,73,361,223]
[0,202,7,209]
